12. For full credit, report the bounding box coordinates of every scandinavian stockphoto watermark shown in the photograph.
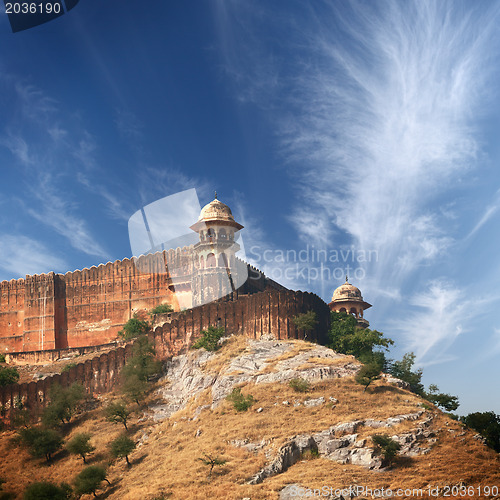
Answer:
[287,484,499,498]
[248,244,378,285]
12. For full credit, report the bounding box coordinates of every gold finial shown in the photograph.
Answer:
[214,191,217,199]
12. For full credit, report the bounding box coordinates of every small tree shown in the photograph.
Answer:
[0,366,19,386]
[372,434,401,466]
[388,352,425,395]
[461,411,500,452]
[42,383,85,427]
[19,427,63,462]
[66,432,95,464]
[104,401,130,430]
[118,315,151,341]
[355,362,382,392]
[198,453,226,480]
[425,384,459,411]
[109,434,136,466]
[192,326,225,351]
[226,387,255,412]
[73,466,110,497]
[292,311,318,339]
[23,481,72,500]
[122,373,149,405]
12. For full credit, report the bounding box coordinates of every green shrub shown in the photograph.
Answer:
[109,434,136,466]
[118,315,151,341]
[61,362,77,373]
[150,304,173,316]
[0,354,6,363]
[371,434,401,465]
[23,481,71,500]
[226,387,255,412]
[289,377,310,393]
[73,466,110,496]
[66,432,95,464]
[0,367,19,386]
[192,326,225,351]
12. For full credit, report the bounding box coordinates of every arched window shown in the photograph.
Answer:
[219,228,227,239]
[339,307,347,313]
[206,253,216,268]
[207,228,216,240]
[349,307,358,317]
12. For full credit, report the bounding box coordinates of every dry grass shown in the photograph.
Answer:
[1,340,499,500]
[200,334,249,375]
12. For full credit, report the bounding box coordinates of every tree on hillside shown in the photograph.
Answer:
[387,352,425,396]
[292,311,318,339]
[461,411,500,452]
[0,366,19,386]
[19,427,63,462]
[73,466,110,497]
[104,401,130,430]
[66,432,95,464]
[42,383,85,427]
[198,453,227,480]
[192,326,225,351]
[23,481,72,500]
[371,434,401,467]
[425,384,459,412]
[109,434,136,466]
[118,314,151,341]
[355,361,382,392]
[328,312,393,364]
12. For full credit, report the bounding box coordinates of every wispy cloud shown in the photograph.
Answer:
[389,279,499,366]
[466,188,500,239]
[26,173,109,259]
[0,234,67,278]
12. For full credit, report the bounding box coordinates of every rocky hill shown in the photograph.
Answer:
[1,335,499,499]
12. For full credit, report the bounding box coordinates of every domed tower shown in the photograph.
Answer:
[329,277,372,328]
[190,193,244,307]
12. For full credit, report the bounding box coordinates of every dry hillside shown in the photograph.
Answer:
[0,335,499,499]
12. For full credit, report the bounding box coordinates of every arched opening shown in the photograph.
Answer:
[200,231,205,241]
[339,307,347,313]
[219,228,227,239]
[349,307,358,318]
[207,228,216,241]
[206,253,216,268]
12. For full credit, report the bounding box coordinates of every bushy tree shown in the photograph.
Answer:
[328,312,393,364]
[425,384,459,412]
[226,387,255,412]
[23,481,71,500]
[461,411,500,452]
[292,311,318,339]
[355,361,382,392]
[42,383,85,427]
[122,373,149,405]
[118,315,151,340]
[73,466,110,497]
[104,401,130,430]
[387,352,425,395]
[66,432,95,464]
[372,434,401,466]
[0,366,19,386]
[192,326,225,351]
[109,434,136,466]
[19,427,63,462]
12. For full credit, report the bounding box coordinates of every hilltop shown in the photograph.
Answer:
[1,335,499,499]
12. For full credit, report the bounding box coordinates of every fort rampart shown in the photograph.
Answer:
[0,289,330,418]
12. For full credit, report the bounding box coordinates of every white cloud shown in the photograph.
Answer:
[466,188,500,239]
[0,234,67,278]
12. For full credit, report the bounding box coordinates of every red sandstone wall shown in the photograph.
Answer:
[0,279,25,353]
[0,288,330,419]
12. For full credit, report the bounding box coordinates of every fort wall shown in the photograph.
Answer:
[0,289,330,417]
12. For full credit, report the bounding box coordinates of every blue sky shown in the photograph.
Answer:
[1,0,500,415]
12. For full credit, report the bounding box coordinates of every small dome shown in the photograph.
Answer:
[198,198,236,224]
[331,278,363,302]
